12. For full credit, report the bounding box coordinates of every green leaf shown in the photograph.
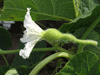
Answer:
[0,27,12,50]
[74,0,99,17]
[0,0,76,21]
[0,0,3,3]
[73,28,100,58]
[59,5,100,33]
[5,68,19,75]
[0,65,10,75]
[11,40,46,68]
[1,0,98,21]
[16,65,32,75]
[78,0,99,15]
[56,51,100,75]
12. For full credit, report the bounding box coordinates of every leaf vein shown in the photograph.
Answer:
[4,8,72,21]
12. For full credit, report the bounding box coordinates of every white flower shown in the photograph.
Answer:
[19,8,44,59]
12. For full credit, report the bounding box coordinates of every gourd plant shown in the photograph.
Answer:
[0,0,100,75]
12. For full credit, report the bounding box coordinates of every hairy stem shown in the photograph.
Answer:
[0,46,73,55]
[77,15,100,53]
[62,34,97,46]
[0,48,54,55]
[29,52,74,75]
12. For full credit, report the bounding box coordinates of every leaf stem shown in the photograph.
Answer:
[29,52,74,75]
[77,15,100,53]
[2,55,9,66]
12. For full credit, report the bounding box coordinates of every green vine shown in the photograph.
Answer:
[77,15,100,53]
[29,52,74,75]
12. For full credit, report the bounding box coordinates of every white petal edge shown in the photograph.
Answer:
[19,37,41,59]
[24,8,43,33]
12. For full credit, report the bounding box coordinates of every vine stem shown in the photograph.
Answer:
[0,48,55,55]
[0,46,73,55]
[77,15,100,53]
[29,52,74,75]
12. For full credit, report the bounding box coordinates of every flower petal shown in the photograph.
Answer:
[19,37,41,59]
[20,29,41,43]
[24,8,43,33]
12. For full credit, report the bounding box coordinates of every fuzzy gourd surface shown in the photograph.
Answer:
[43,28,62,42]
[43,28,98,46]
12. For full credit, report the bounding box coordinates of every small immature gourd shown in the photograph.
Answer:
[43,28,98,46]
[43,28,62,42]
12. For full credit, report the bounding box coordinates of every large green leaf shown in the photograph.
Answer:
[0,27,12,50]
[0,0,99,21]
[0,0,76,21]
[59,5,100,33]
[79,0,99,14]
[56,51,100,75]
[73,28,100,58]
[74,0,99,17]
[11,40,46,68]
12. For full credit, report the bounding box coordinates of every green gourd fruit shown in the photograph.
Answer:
[43,28,98,46]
